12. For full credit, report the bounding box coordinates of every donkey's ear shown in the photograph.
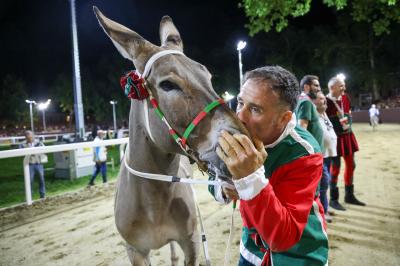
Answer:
[159,16,183,51]
[93,6,159,71]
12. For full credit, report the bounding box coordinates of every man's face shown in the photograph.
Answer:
[25,132,33,143]
[331,80,346,97]
[236,79,288,145]
[305,79,321,99]
[310,79,321,95]
[313,92,327,113]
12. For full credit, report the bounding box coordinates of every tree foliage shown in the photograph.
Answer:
[0,75,29,125]
[240,0,400,36]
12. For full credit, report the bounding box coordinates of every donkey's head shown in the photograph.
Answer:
[94,7,249,180]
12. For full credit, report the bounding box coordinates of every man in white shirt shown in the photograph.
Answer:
[19,130,47,199]
[88,130,108,186]
[313,92,337,222]
[369,104,380,131]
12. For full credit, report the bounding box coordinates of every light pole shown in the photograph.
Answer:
[25,99,36,133]
[110,100,118,134]
[69,0,85,139]
[237,40,247,87]
[37,99,51,132]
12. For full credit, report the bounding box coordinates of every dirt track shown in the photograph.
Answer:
[1,123,399,266]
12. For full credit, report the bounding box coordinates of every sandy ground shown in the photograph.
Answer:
[0,123,399,266]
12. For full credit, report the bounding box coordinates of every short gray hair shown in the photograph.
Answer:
[25,130,34,137]
[328,77,341,90]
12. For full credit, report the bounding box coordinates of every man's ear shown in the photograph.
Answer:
[279,110,293,127]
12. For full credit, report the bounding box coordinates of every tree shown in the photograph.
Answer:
[240,0,399,36]
[0,75,29,126]
[240,0,400,99]
[52,74,74,129]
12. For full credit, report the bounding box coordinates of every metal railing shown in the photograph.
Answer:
[0,129,130,147]
[0,138,129,205]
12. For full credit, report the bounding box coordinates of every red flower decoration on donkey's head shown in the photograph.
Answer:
[120,71,149,100]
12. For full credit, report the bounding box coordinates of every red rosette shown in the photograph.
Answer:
[120,71,149,100]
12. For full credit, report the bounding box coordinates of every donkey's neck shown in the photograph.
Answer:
[127,100,181,177]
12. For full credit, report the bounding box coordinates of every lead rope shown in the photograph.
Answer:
[178,160,211,266]
[123,146,221,185]
[224,200,237,266]
[190,184,211,266]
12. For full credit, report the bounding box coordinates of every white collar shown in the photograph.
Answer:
[265,113,297,149]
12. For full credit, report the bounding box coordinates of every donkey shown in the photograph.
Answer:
[94,7,249,265]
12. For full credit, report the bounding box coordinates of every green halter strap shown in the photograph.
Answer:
[149,95,225,151]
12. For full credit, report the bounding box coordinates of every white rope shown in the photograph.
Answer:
[190,185,211,266]
[143,100,156,143]
[137,50,184,78]
[224,202,236,266]
[124,146,221,186]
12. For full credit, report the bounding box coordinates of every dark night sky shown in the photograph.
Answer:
[0,0,334,100]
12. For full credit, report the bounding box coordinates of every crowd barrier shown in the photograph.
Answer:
[0,138,129,205]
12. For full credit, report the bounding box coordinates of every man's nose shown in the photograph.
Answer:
[236,108,247,125]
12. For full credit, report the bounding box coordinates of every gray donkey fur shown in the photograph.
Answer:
[94,7,248,265]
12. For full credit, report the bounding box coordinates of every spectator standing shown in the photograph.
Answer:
[19,130,47,199]
[88,130,108,186]
[296,75,324,150]
[369,104,380,131]
[314,92,337,222]
[295,75,328,221]
[326,76,366,210]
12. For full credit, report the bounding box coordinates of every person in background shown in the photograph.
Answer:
[117,121,128,139]
[88,130,108,187]
[296,75,324,150]
[326,76,366,210]
[369,104,380,131]
[19,130,47,199]
[314,92,338,223]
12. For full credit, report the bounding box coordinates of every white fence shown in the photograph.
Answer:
[0,129,130,147]
[0,138,129,205]
[0,133,76,146]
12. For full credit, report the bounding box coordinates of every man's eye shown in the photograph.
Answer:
[159,80,182,92]
[251,107,261,113]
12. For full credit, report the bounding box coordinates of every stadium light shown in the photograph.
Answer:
[110,100,118,135]
[222,91,235,101]
[25,99,37,133]
[237,40,247,87]
[37,99,51,132]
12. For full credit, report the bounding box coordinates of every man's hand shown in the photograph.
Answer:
[216,131,267,180]
[222,187,239,201]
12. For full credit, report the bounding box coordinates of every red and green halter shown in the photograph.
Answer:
[120,50,225,155]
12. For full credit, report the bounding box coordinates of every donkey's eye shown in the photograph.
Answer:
[159,80,182,92]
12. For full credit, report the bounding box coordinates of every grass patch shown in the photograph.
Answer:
[0,145,122,208]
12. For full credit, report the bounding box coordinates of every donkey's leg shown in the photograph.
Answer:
[170,241,179,266]
[178,232,200,266]
[126,243,151,266]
